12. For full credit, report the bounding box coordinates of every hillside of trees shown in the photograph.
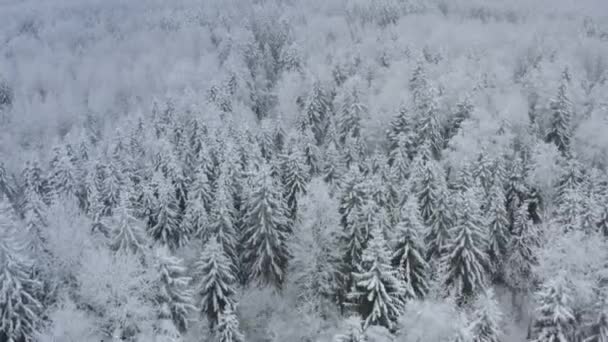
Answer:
[1,0,608,341]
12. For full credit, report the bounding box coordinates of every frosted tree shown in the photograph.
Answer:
[100,160,123,216]
[337,80,365,144]
[154,247,196,333]
[424,172,453,262]
[0,205,43,342]
[472,151,494,195]
[215,306,245,342]
[444,97,473,144]
[281,148,310,219]
[391,196,429,299]
[545,73,573,155]
[412,145,443,223]
[505,203,539,291]
[389,133,413,181]
[443,188,490,300]
[529,275,576,342]
[387,106,416,161]
[241,166,290,288]
[208,184,239,270]
[486,179,510,275]
[303,81,331,145]
[48,145,77,201]
[323,141,346,187]
[107,191,148,255]
[342,199,379,273]
[469,289,503,342]
[188,167,213,213]
[585,311,608,342]
[347,225,405,330]
[149,173,187,250]
[194,238,237,328]
[22,183,47,256]
[555,186,583,233]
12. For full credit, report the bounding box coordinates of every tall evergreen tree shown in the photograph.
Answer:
[215,306,245,342]
[107,191,148,255]
[412,146,443,223]
[505,203,539,291]
[387,106,416,161]
[337,82,365,145]
[529,276,575,342]
[281,148,310,219]
[149,173,187,250]
[348,225,405,330]
[194,238,237,328]
[443,188,490,300]
[486,179,510,274]
[0,202,43,342]
[334,316,367,342]
[425,180,453,261]
[48,145,77,201]
[469,289,503,342]
[391,196,429,299]
[241,166,290,288]
[154,247,196,334]
[545,73,573,155]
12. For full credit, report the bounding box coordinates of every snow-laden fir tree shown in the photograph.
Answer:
[194,238,237,328]
[22,182,47,256]
[154,247,196,334]
[342,199,379,273]
[529,275,576,342]
[425,178,453,262]
[188,166,213,214]
[469,288,503,342]
[546,72,573,156]
[585,311,608,342]
[387,106,416,162]
[505,203,540,291]
[555,157,583,207]
[443,187,490,300]
[107,191,148,255]
[302,81,331,145]
[208,183,239,270]
[241,165,290,289]
[337,80,365,144]
[444,97,473,144]
[100,160,123,216]
[215,306,245,342]
[149,172,187,250]
[347,224,405,330]
[48,145,77,201]
[389,133,413,181]
[323,140,346,187]
[412,144,443,223]
[472,151,495,195]
[281,148,309,219]
[0,201,43,342]
[555,186,583,233]
[299,129,322,175]
[486,178,510,275]
[391,196,429,299]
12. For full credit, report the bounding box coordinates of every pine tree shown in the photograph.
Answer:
[0,203,43,342]
[530,276,575,342]
[149,173,187,250]
[241,166,290,288]
[323,141,346,187]
[585,311,608,342]
[48,145,77,201]
[348,225,405,330]
[391,196,429,299]
[444,97,473,144]
[22,184,47,256]
[546,73,573,155]
[215,306,245,342]
[486,179,510,274]
[472,151,494,195]
[194,238,237,328]
[556,186,583,233]
[107,191,148,255]
[334,316,367,342]
[303,81,331,145]
[155,247,196,333]
[425,180,453,261]
[188,167,213,213]
[505,203,539,291]
[208,183,239,270]
[342,200,377,272]
[281,148,310,219]
[412,147,443,223]
[337,82,365,144]
[443,188,490,300]
[100,160,123,216]
[389,133,413,181]
[469,289,503,342]
[387,106,416,161]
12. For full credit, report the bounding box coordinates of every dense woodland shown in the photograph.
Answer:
[1,0,608,341]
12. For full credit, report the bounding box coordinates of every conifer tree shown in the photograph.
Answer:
[22,184,47,256]
[216,306,245,342]
[546,73,573,156]
[425,180,453,262]
[530,275,575,342]
[486,179,510,274]
[194,238,237,328]
[389,133,413,181]
[0,202,43,342]
[472,151,494,195]
[505,203,539,291]
[348,225,405,330]
[149,173,187,250]
[412,146,443,223]
[100,160,123,216]
[107,191,148,255]
[391,196,429,299]
[337,82,365,145]
[209,184,239,270]
[444,97,473,144]
[48,145,77,201]
[323,141,345,187]
[155,247,196,333]
[469,289,503,342]
[585,311,608,342]
[342,200,378,272]
[281,148,310,219]
[334,316,367,342]
[303,81,331,145]
[443,188,490,299]
[387,106,416,161]
[241,166,290,288]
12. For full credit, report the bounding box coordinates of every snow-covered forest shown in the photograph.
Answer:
[1,0,608,341]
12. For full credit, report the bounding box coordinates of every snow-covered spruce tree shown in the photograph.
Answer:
[188,166,213,214]
[444,96,473,145]
[339,166,368,229]
[443,187,490,300]
[505,203,540,291]
[0,203,43,342]
[389,133,413,181]
[412,143,443,224]
[337,79,365,145]
[149,172,187,250]
[303,81,331,145]
[100,159,123,216]
[391,196,429,300]
[107,191,148,255]
[486,178,510,276]
[241,165,290,289]
[505,155,529,228]
[215,306,245,342]
[425,183,453,263]
[299,129,322,175]
[22,182,47,256]
[472,151,495,195]
[208,183,239,270]
[0,163,15,204]
[554,157,583,207]
[281,148,310,219]
[529,275,576,342]
[469,288,503,342]
[323,140,346,187]
[555,185,583,233]
[387,105,416,162]
[545,72,573,156]
[154,247,196,334]
[48,145,77,201]
[585,311,608,342]
[342,199,379,274]
[289,179,342,310]
[348,225,405,330]
[194,238,237,328]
